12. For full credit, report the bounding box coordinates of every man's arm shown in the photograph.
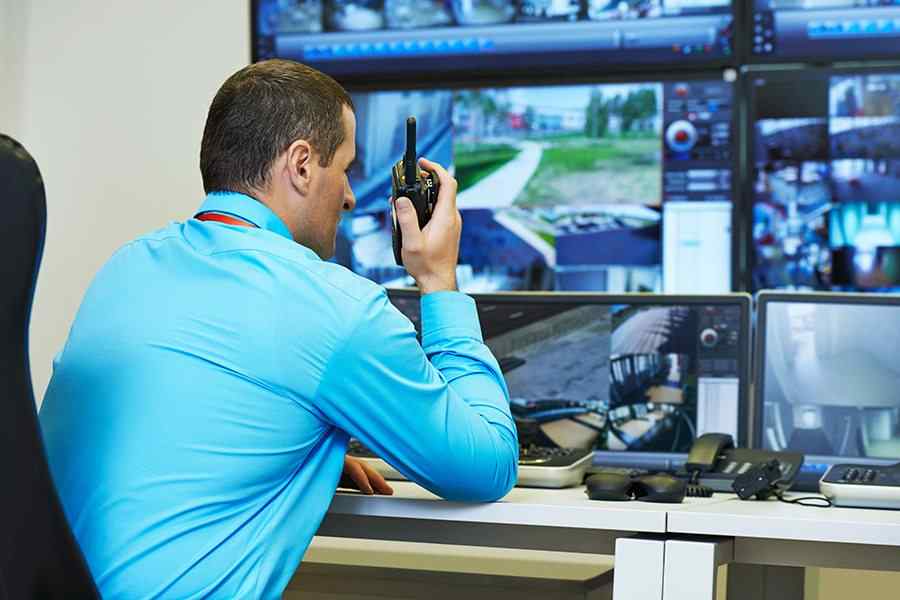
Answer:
[317,156,516,501]
[314,289,518,502]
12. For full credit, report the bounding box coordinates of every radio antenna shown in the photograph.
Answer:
[404,117,417,186]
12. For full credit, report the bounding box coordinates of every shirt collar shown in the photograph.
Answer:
[195,192,294,241]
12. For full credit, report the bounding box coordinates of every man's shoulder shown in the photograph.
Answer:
[222,232,388,308]
[303,258,386,305]
[113,220,389,310]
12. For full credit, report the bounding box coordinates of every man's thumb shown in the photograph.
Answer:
[395,197,422,240]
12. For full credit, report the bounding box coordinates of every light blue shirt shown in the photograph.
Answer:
[39,192,518,599]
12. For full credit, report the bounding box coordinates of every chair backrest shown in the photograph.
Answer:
[0,135,98,599]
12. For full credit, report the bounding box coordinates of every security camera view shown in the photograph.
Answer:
[387,292,744,452]
[751,71,900,292]
[344,78,734,293]
[751,0,900,62]
[761,300,900,461]
[253,0,735,78]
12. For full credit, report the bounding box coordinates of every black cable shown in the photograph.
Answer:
[775,491,833,508]
[686,484,714,498]
[685,469,714,497]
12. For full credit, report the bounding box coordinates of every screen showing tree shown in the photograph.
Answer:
[341,78,734,293]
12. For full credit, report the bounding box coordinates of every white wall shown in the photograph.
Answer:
[0,0,27,136]
[14,0,249,403]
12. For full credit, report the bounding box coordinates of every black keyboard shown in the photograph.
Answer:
[348,439,378,459]
[347,440,595,488]
[518,444,593,467]
[349,440,590,468]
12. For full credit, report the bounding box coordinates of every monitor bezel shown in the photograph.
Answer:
[250,0,740,86]
[389,289,753,448]
[740,2,900,65]
[740,63,900,294]
[752,290,900,456]
[348,70,742,292]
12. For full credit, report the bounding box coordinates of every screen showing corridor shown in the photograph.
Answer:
[340,77,735,293]
[759,297,900,466]
[389,291,746,454]
[750,67,900,293]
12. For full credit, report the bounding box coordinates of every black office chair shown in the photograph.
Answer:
[0,135,99,598]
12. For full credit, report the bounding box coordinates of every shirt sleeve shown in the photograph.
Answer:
[313,289,518,502]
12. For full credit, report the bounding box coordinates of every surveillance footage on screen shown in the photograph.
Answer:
[752,72,900,292]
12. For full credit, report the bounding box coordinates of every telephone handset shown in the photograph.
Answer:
[678,433,804,493]
[685,433,735,473]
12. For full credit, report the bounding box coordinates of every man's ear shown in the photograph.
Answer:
[286,139,313,195]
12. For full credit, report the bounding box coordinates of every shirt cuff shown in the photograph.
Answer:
[420,291,483,348]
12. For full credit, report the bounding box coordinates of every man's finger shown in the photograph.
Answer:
[360,460,394,496]
[418,157,458,220]
[345,457,374,494]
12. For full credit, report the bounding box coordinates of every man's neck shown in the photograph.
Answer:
[247,188,299,242]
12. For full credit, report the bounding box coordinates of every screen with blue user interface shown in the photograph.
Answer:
[757,294,900,479]
[338,77,734,294]
[389,291,747,459]
[750,67,900,293]
[750,1,900,63]
[252,0,735,80]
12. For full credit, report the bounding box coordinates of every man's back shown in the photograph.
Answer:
[40,193,517,598]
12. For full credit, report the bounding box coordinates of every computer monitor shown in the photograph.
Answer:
[252,0,736,81]
[754,292,900,487]
[748,66,900,293]
[341,74,736,294]
[388,290,751,470]
[747,1,900,63]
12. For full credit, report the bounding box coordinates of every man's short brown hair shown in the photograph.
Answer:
[200,59,354,195]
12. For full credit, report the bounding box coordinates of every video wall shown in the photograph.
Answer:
[252,2,900,296]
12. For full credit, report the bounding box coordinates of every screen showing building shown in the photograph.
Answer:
[344,77,734,293]
[253,0,734,79]
[751,69,900,292]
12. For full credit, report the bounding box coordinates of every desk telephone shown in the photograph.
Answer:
[678,433,804,494]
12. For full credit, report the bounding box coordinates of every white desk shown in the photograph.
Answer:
[319,482,729,600]
[663,496,900,600]
[319,484,900,599]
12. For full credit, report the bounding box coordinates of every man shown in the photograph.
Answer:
[39,59,518,598]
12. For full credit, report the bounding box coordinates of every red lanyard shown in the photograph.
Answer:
[195,212,258,228]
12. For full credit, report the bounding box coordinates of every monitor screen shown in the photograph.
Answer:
[341,76,735,294]
[252,0,736,80]
[749,67,900,293]
[389,291,749,463]
[749,1,900,63]
[757,294,900,474]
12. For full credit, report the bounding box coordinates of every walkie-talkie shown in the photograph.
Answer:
[390,117,439,266]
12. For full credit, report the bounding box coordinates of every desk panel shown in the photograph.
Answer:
[668,496,900,547]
